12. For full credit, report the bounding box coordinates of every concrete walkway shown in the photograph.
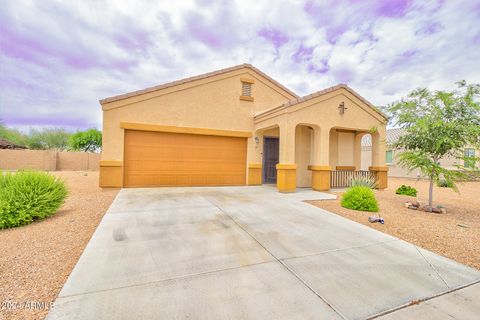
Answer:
[47,186,480,320]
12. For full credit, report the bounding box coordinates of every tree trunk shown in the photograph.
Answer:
[428,176,434,212]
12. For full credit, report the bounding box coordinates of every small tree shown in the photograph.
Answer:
[69,128,102,152]
[386,81,480,211]
[26,128,71,150]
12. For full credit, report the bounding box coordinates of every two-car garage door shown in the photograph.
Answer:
[123,130,247,187]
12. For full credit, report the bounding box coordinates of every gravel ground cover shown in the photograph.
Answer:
[0,171,118,320]
[1,173,478,319]
[308,177,480,270]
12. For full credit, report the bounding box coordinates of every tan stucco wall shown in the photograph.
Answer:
[101,68,295,163]
[336,132,355,166]
[295,125,313,187]
[0,150,99,171]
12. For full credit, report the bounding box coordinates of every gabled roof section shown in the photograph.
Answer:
[100,63,298,104]
[254,84,388,121]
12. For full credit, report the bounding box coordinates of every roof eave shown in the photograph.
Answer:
[99,63,298,105]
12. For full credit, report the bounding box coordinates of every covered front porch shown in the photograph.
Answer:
[246,85,389,192]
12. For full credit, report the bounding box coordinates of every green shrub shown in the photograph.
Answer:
[350,176,377,189]
[395,185,417,197]
[341,186,379,212]
[0,171,68,229]
[437,179,454,188]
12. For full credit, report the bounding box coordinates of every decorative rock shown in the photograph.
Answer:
[431,207,442,214]
[405,202,412,208]
[408,205,418,210]
[440,208,447,214]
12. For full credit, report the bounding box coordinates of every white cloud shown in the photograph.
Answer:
[0,0,479,131]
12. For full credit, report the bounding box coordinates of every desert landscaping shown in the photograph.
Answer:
[309,177,480,270]
[0,172,479,319]
[0,171,118,320]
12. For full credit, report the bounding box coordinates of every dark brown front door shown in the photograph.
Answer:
[263,137,279,184]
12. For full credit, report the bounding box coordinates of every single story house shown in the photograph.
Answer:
[99,64,388,192]
[361,128,478,178]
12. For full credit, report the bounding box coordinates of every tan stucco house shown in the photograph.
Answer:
[99,64,388,192]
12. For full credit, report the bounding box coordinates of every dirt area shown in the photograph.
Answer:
[0,171,118,320]
[308,177,480,270]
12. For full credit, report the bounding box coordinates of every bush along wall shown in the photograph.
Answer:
[341,186,379,212]
[0,171,68,229]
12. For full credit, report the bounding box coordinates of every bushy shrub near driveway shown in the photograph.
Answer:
[341,186,379,212]
[0,171,68,229]
[395,185,417,197]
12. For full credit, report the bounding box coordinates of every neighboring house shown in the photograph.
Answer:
[361,128,479,178]
[99,64,388,192]
[0,138,26,150]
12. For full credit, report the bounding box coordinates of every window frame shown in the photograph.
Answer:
[239,78,254,102]
[385,150,394,165]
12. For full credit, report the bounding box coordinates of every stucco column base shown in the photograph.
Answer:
[276,164,297,193]
[369,166,388,189]
[308,165,331,191]
[99,160,123,188]
[247,164,262,185]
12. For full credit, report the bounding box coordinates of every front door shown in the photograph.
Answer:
[263,137,279,184]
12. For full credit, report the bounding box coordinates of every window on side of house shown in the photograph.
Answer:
[464,148,476,168]
[386,150,393,164]
[240,78,254,101]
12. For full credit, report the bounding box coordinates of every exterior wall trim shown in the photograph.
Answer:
[240,77,254,84]
[100,160,123,167]
[240,96,254,101]
[120,122,252,138]
[276,163,297,170]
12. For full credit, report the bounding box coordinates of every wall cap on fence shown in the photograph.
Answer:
[308,165,332,171]
[369,166,389,172]
[336,166,356,171]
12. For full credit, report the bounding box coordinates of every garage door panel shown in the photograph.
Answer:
[124,130,247,187]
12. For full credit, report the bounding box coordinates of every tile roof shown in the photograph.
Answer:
[254,84,388,120]
[99,63,299,104]
[361,128,405,147]
[0,138,27,149]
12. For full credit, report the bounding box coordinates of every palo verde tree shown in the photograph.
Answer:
[69,128,102,152]
[386,81,480,211]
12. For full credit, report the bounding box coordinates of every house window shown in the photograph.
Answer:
[240,78,254,101]
[464,148,476,168]
[386,150,393,164]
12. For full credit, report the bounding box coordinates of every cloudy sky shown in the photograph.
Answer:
[1,0,479,131]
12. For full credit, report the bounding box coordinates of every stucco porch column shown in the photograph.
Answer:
[353,132,365,170]
[277,123,296,192]
[309,127,331,191]
[369,129,388,189]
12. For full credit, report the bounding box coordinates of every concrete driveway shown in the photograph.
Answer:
[47,186,480,320]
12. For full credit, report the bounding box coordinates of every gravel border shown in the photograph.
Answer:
[308,177,480,270]
[0,171,118,320]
